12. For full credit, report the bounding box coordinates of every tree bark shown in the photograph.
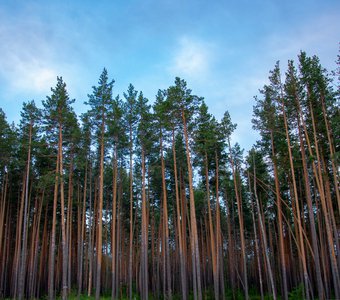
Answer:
[182,110,202,300]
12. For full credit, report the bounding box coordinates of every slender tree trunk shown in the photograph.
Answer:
[13,177,25,298]
[129,123,134,300]
[95,124,105,300]
[270,130,288,300]
[224,192,235,297]
[320,93,340,214]
[160,130,172,300]
[172,129,187,300]
[0,173,7,262]
[182,110,202,300]
[111,143,118,299]
[78,161,88,298]
[280,97,313,299]
[228,137,249,300]
[215,152,225,299]
[308,101,340,298]
[248,172,264,300]
[204,151,218,300]
[116,182,122,298]
[252,157,277,299]
[141,147,148,300]
[38,202,49,298]
[88,163,93,297]
[294,88,328,299]
[29,191,43,298]
[18,120,32,300]
[59,124,68,300]
[49,145,60,300]
[67,156,74,294]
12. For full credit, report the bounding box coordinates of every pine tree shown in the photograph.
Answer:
[246,148,277,299]
[136,92,155,300]
[107,95,125,299]
[153,90,172,300]
[123,83,138,300]
[253,80,289,300]
[42,77,75,300]
[85,68,114,300]
[194,102,219,299]
[17,100,41,300]
[298,52,340,298]
[221,111,249,300]
[167,77,202,300]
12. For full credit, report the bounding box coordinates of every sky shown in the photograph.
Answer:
[0,0,339,151]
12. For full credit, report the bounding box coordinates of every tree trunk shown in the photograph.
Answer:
[247,172,264,300]
[270,130,288,300]
[59,124,68,300]
[215,152,225,299]
[172,129,187,300]
[308,101,340,298]
[78,161,88,298]
[160,130,172,300]
[204,151,218,300]
[141,147,148,300]
[95,124,105,300]
[182,110,202,300]
[18,120,32,300]
[129,123,134,300]
[87,163,93,297]
[111,142,118,299]
[252,156,277,299]
[228,137,249,300]
[48,144,60,300]
[280,96,313,299]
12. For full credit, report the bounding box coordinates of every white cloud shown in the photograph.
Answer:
[0,15,59,95]
[6,57,58,93]
[0,10,85,101]
[170,37,213,79]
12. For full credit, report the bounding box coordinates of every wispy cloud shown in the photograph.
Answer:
[0,22,56,98]
[169,37,214,80]
[0,10,79,100]
[4,56,58,94]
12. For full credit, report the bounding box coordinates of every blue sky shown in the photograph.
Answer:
[0,0,339,150]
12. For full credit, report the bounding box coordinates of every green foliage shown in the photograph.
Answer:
[85,68,115,153]
[42,76,75,138]
[1,49,340,299]
[288,284,304,299]
[167,77,202,125]
[0,108,17,173]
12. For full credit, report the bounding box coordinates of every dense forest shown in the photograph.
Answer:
[0,50,339,300]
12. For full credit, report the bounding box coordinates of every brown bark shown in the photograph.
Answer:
[215,152,225,299]
[248,172,264,300]
[280,96,312,299]
[172,129,187,300]
[228,137,249,300]
[95,123,105,300]
[18,120,33,300]
[59,125,68,300]
[141,147,148,300]
[128,122,134,300]
[111,143,118,299]
[48,146,60,300]
[78,162,88,298]
[270,130,288,300]
[182,110,202,300]
[252,158,277,299]
[204,151,218,300]
[160,130,172,300]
